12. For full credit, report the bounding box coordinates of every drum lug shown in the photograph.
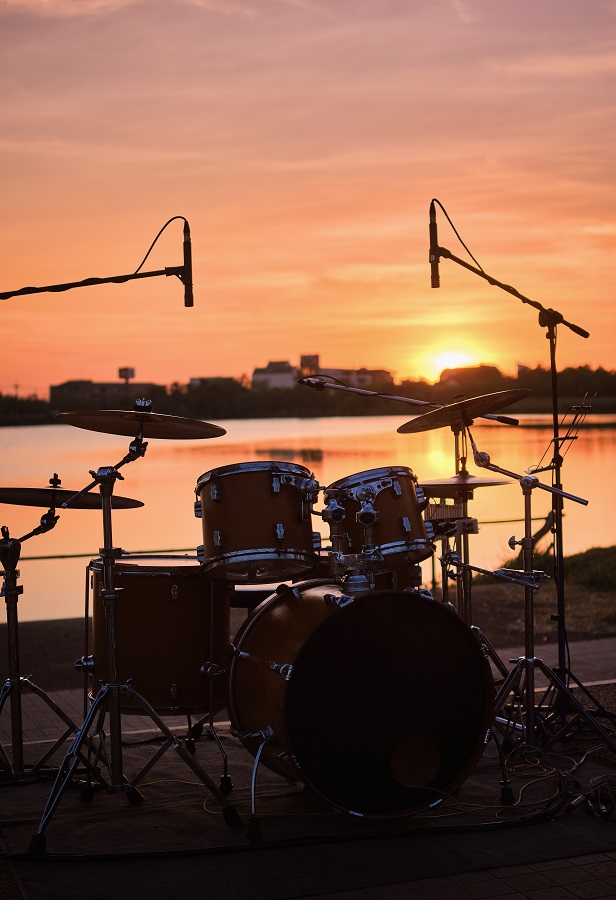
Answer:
[275,584,302,601]
[324,592,354,608]
[392,479,402,496]
[214,530,223,548]
[269,661,294,680]
[74,654,94,672]
[275,523,284,541]
[170,583,179,600]
[274,750,300,770]
[228,643,250,660]
[193,500,202,518]
[401,516,411,535]
[209,482,220,502]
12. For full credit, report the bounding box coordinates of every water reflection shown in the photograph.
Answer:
[1,415,614,622]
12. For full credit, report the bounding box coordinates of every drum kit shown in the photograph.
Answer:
[0,389,614,849]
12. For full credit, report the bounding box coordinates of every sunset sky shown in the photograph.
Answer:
[1,0,615,399]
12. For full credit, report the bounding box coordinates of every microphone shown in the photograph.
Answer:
[429,200,440,288]
[182,220,194,307]
[298,376,327,391]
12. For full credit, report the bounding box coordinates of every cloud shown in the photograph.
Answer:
[1,0,139,15]
[503,47,616,78]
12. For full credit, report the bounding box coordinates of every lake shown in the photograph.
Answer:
[1,413,614,622]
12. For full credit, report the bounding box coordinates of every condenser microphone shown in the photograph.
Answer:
[183,220,194,307]
[429,200,440,288]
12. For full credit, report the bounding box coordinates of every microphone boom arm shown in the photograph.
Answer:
[437,246,589,339]
[298,377,521,426]
[0,265,185,301]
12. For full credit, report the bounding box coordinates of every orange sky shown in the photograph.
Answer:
[1,0,615,398]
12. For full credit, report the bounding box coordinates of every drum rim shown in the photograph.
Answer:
[326,465,415,490]
[202,547,318,582]
[196,459,313,487]
[89,554,201,573]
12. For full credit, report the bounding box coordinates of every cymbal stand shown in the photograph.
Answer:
[29,435,240,854]
[0,493,77,781]
[468,434,616,753]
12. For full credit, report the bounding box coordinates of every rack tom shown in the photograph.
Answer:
[323,466,434,570]
[195,461,320,583]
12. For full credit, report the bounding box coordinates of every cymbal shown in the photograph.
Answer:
[56,410,226,440]
[0,487,144,510]
[397,389,530,434]
[419,472,513,498]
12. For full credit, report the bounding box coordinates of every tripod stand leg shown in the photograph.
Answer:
[29,685,114,852]
[471,626,510,680]
[532,659,616,754]
[123,687,241,827]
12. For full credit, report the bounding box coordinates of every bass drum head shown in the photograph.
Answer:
[284,590,492,816]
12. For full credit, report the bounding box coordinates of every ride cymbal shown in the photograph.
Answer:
[397,389,530,434]
[0,487,144,509]
[56,410,226,440]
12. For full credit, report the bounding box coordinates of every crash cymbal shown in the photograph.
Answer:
[0,487,144,510]
[419,473,513,498]
[56,410,226,440]
[397,389,530,434]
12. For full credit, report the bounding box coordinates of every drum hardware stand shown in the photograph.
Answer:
[441,550,535,682]
[29,431,241,854]
[0,483,78,782]
[467,435,616,753]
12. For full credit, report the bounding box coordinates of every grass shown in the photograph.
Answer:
[470,545,616,647]
[497,545,616,592]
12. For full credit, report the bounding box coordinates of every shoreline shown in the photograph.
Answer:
[5,579,616,692]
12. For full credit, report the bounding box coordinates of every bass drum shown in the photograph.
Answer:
[228,582,493,818]
[90,556,231,715]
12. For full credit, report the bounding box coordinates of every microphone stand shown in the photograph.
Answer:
[432,225,591,733]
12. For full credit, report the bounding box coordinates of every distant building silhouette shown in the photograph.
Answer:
[251,356,395,390]
[50,379,165,410]
[252,361,301,389]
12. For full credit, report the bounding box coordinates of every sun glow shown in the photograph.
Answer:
[412,349,483,384]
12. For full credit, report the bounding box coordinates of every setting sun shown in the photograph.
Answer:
[412,348,484,384]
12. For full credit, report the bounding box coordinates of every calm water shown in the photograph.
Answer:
[1,414,614,622]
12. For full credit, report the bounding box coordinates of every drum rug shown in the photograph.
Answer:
[1,709,615,900]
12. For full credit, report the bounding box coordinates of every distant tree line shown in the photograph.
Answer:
[2,365,615,426]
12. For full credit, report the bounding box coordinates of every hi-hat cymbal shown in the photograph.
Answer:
[398,389,530,434]
[419,472,513,498]
[0,487,144,510]
[56,410,226,440]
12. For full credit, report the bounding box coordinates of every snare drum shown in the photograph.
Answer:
[195,461,319,583]
[89,556,231,715]
[324,466,434,570]
[227,581,493,817]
